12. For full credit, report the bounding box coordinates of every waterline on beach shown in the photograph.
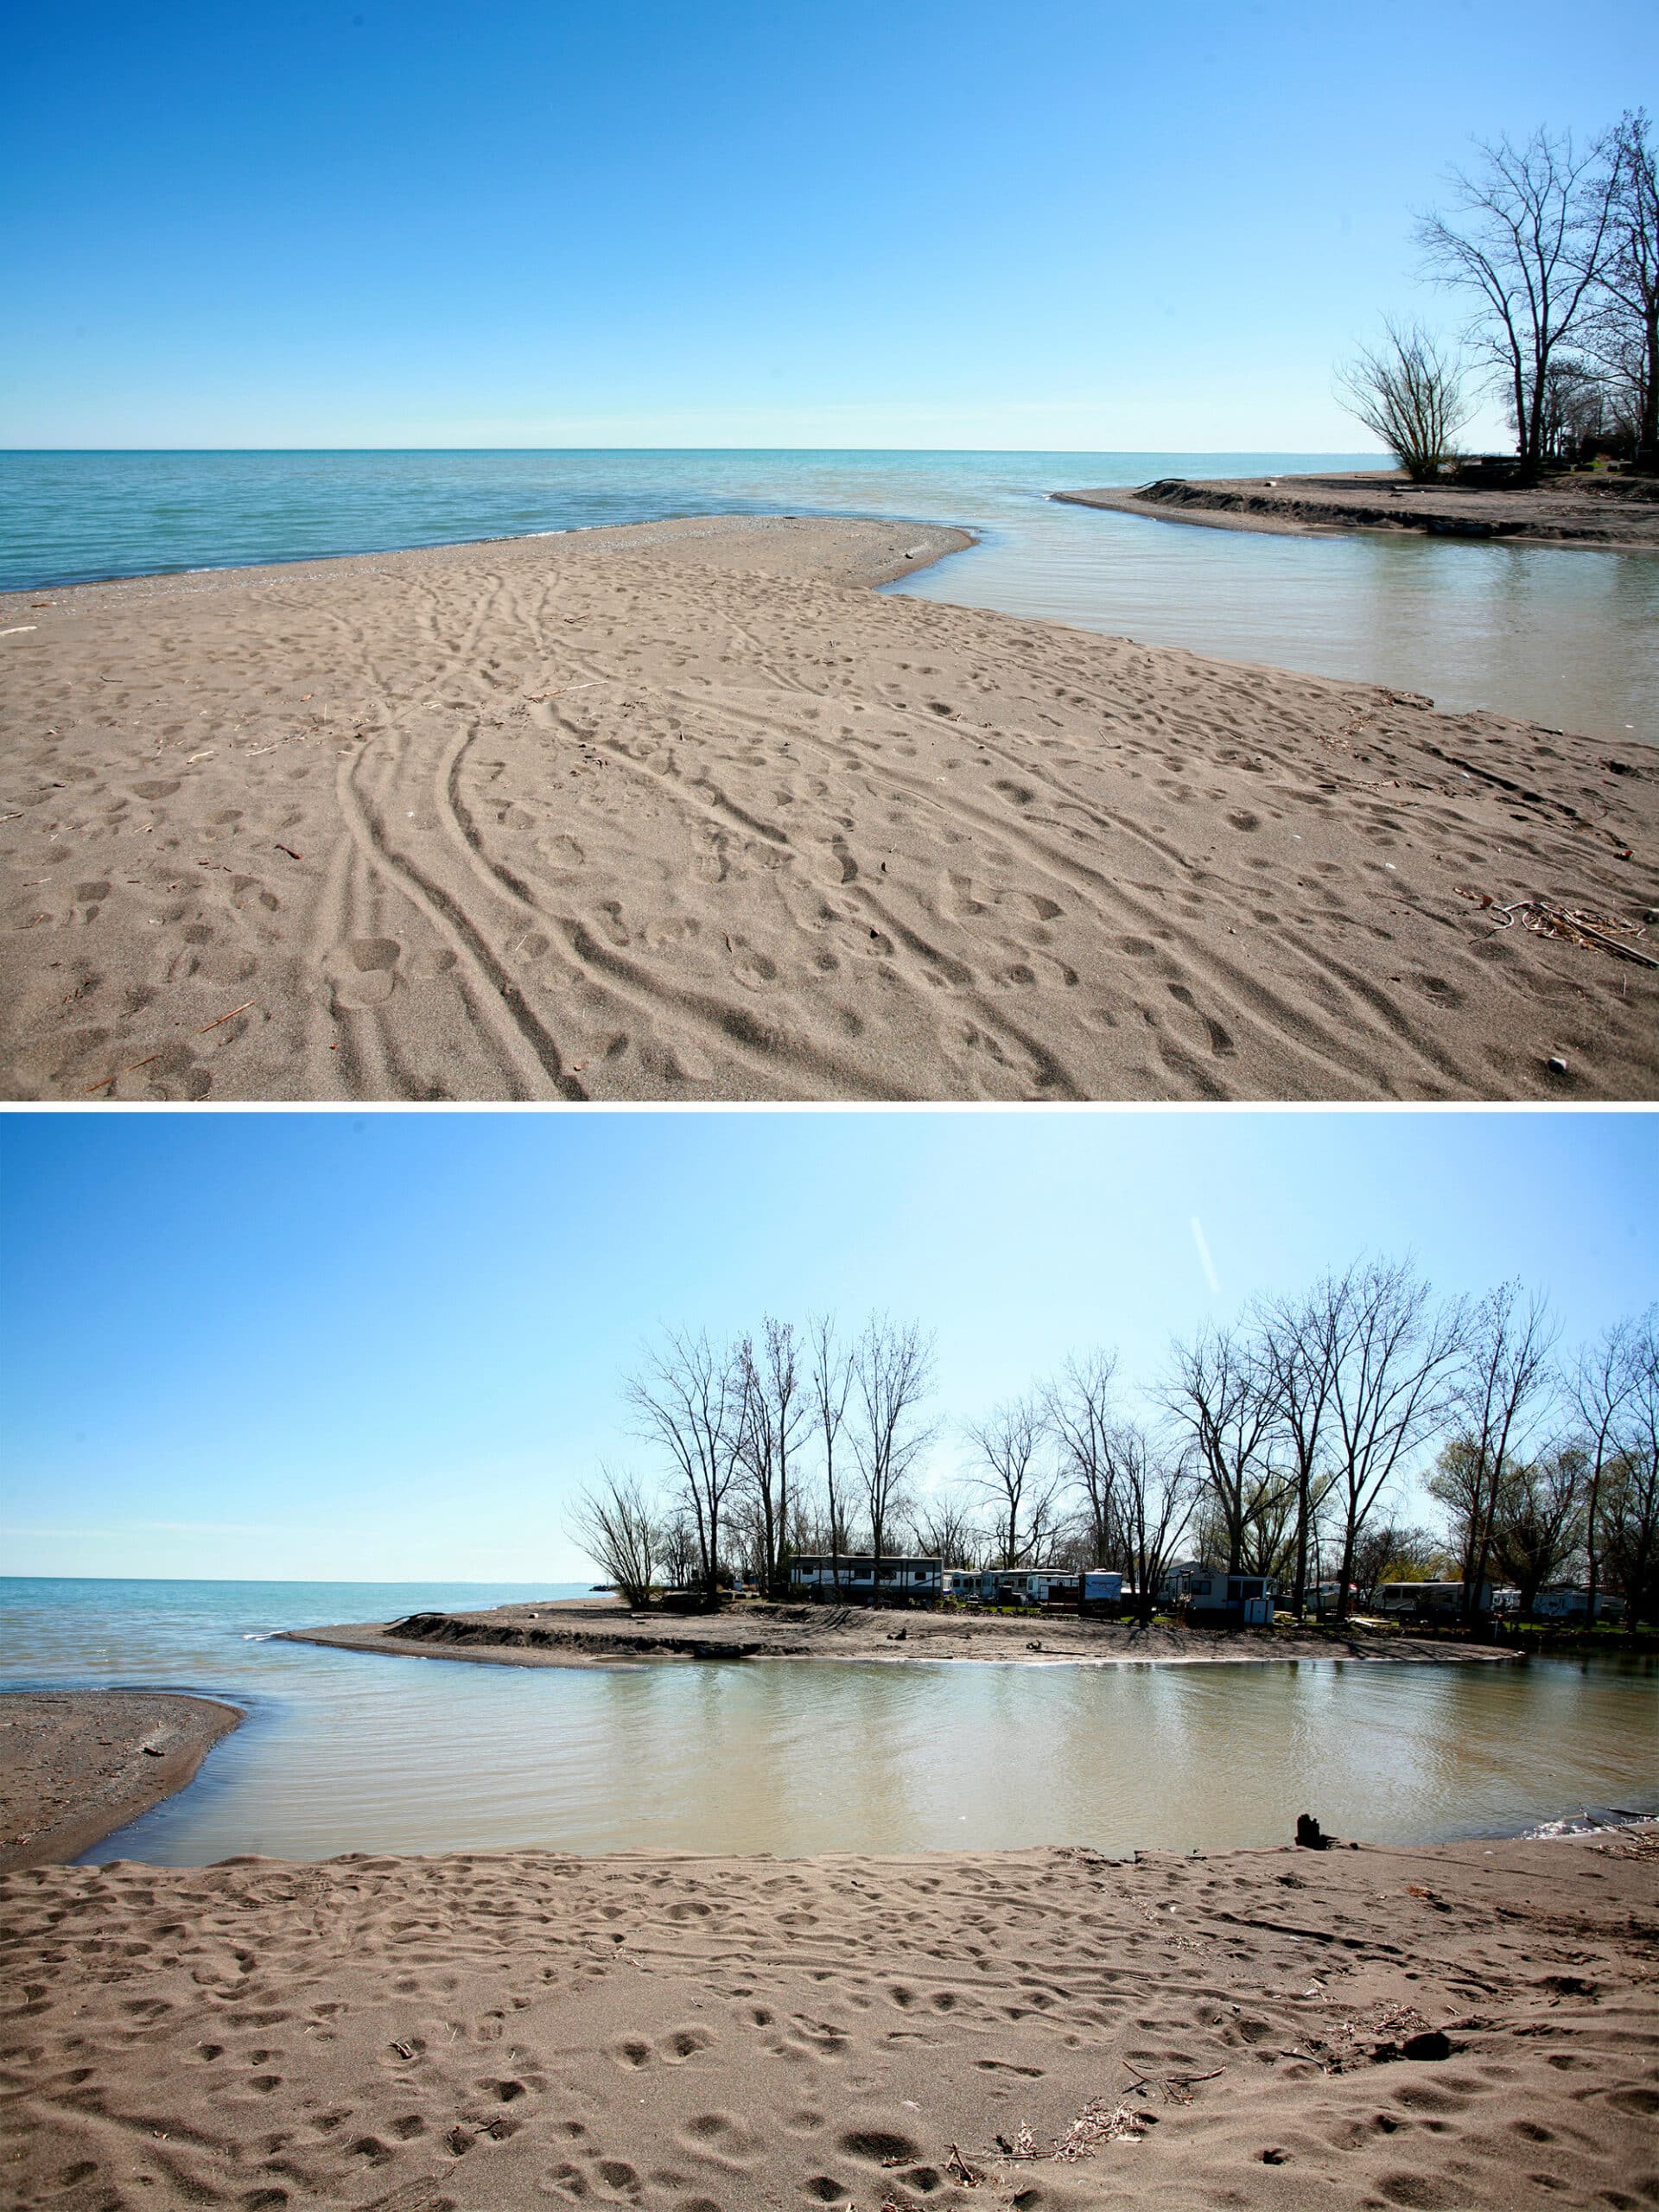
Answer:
[5,449,1654,737]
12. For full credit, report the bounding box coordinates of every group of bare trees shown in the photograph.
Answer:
[569,1275,1659,1626]
[1338,110,1658,480]
[572,1315,938,1605]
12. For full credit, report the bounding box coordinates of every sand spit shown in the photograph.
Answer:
[3,513,1656,1103]
[0,1690,242,1874]
[280,1595,1517,1673]
[1053,471,1659,550]
[1,1830,1654,2211]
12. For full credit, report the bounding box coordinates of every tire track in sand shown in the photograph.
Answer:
[437,723,905,1100]
[334,734,588,1101]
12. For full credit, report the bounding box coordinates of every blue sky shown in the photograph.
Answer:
[3,0,1645,449]
[1,1109,1652,1581]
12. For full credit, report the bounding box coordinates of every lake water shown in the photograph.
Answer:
[3,450,1654,740]
[3,1579,1654,1868]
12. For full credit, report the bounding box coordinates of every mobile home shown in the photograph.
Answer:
[787,1554,941,1602]
[1162,1562,1274,1625]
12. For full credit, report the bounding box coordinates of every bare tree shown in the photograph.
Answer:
[1335,319,1472,480]
[1320,1260,1465,1620]
[735,1316,807,1598]
[1573,1316,1640,1619]
[568,1468,660,1608]
[1439,1282,1560,1619]
[1602,1309,1659,1623]
[850,1314,937,1600]
[807,1313,855,1600]
[910,1484,985,1568]
[1590,110,1659,469]
[1103,1420,1197,1624]
[1165,1322,1284,1574]
[1491,1447,1587,1616]
[658,1506,699,1592]
[1256,1282,1341,1616]
[965,1393,1067,1567]
[1044,1350,1122,1567]
[624,1325,742,1603]
[1418,127,1619,481]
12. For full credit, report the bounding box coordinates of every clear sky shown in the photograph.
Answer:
[3,0,1646,450]
[1,1109,1652,1582]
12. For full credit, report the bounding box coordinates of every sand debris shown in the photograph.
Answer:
[1457,887,1657,967]
[1052,2101,1150,2158]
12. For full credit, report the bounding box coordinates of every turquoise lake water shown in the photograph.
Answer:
[3,449,1654,738]
[2,1579,1654,1867]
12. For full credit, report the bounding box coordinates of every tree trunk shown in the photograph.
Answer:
[1638,304,1659,472]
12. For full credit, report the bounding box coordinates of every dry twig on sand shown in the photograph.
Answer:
[1457,887,1658,967]
[194,1000,256,1036]
[1052,2101,1149,2158]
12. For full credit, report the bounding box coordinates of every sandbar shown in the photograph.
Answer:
[1053,470,1659,550]
[0,1688,243,1872]
[3,514,1656,1102]
[281,1595,1518,1671]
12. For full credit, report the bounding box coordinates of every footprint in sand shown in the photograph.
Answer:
[679,2112,763,2166]
[324,937,401,1008]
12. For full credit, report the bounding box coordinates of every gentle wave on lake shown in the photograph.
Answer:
[3,450,1654,739]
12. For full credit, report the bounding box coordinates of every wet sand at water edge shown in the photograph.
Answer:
[1,1825,1654,2212]
[3,513,1656,1102]
[0,1692,243,1873]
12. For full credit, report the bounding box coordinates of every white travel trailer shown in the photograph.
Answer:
[1162,1563,1274,1625]
[787,1554,941,1601]
[1532,1586,1626,1623]
[1374,1579,1491,1620]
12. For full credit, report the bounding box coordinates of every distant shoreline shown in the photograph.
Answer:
[1053,469,1659,550]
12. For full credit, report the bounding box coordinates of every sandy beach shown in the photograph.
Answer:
[0,1691,243,1874]
[282,1596,1518,1673]
[3,513,1655,1103]
[2,1823,1653,2212]
[1054,472,1659,549]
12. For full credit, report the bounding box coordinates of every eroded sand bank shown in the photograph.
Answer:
[282,1596,1517,1672]
[3,515,1655,1102]
[1,1829,1653,2210]
[1054,472,1659,549]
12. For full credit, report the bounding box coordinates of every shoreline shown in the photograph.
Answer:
[2,1826,1652,2209]
[5,509,1656,1103]
[1053,470,1659,550]
[279,1595,1522,1673]
[0,1688,243,1872]
[0,507,979,608]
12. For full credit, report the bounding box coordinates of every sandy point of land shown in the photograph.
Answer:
[0,1689,243,1873]
[3,511,1656,1103]
[1053,471,1659,550]
[1,1827,1654,2211]
[280,1596,1519,1673]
